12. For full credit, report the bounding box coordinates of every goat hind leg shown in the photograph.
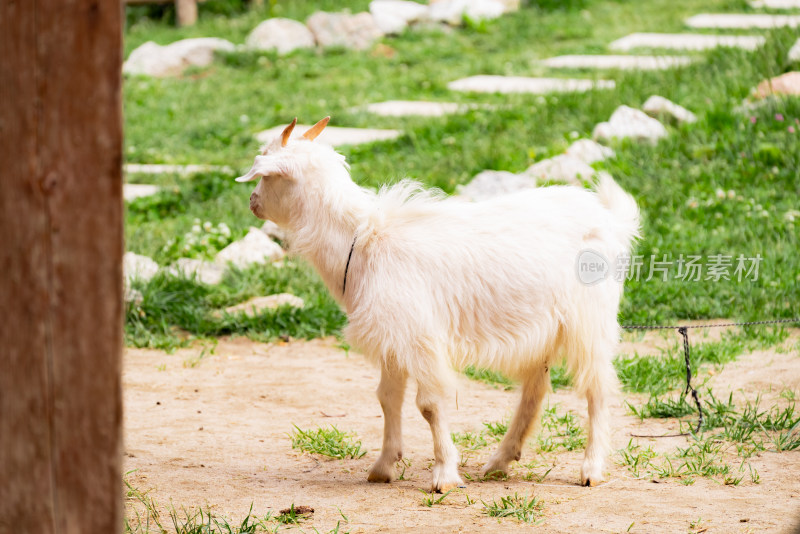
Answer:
[580,365,613,487]
[482,365,549,477]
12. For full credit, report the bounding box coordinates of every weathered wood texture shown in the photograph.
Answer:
[0,1,124,533]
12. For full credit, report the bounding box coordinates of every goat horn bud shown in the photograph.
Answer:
[281,118,297,147]
[302,116,331,141]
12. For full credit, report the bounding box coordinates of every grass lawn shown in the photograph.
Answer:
[124,0,799,351]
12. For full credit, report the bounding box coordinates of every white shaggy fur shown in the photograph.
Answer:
[238,121,640,492]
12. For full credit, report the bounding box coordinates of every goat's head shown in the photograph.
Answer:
[236,116,331,226]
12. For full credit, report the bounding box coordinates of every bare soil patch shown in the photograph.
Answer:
[124,337,800,533]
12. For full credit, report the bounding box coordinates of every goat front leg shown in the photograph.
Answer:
[367,366,407,483]
[416,383,463,493]
[482,364,549,477]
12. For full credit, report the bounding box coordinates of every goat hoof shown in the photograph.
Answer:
[431,465,463,493]
[367,464,395,484]
[432,481,460,493]
[481,455,510,478]
[580,460,604,487]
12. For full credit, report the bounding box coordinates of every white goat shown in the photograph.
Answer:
[237,118,640,492]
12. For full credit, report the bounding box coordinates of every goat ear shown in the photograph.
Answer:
[235,155,284,182]
[302,116,330,141]
[281,117,297,147]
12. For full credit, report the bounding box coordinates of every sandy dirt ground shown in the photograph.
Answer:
[123,333,800,533]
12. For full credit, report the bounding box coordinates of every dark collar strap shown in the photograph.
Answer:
[342,234,357,295]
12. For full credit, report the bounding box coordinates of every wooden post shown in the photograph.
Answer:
[176,0,198,26]
[0,0,124,533]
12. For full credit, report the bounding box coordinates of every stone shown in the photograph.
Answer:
[306,11,384,50]
[447,75,615,94]
[542,55,694,70]
[261,220,288,245]
[223,294,305,316]
[753,71,800,98]
[125,287,144,305]
[369,0,429,34]
[124,184,160,201]
[124,164,233,175]
[428,0,506,25]
[685,13,800,29]
[522,155,596,186]
[124,252,160,283]
[593,105,668,145]
[256,123,402,146]
[749,0,800,7]
[609,33,765,52]
[123,38,235,77]
[565,139,615,164]
[496,0,521,12]
[456,170,536,201]
[362,100,470,117]
[245,18,315,54]
[169,258,226,285]
[215,227,284,269]
[642,95,698,124]
[789,38,800,62]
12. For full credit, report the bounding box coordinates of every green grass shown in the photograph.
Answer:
[620,389,798,482]
[615,327,791,395]
[125,475,278,533]
[290,425,367,459]
[123,0,800,349]
[482,493,545,524]
[419,488,455,507]
[462,366,515,390]
[126,261,346,350]
[536,405,586,452]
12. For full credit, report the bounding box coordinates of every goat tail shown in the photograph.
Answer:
[593,171,641,252]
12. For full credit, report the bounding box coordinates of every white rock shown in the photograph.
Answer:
[429,0,506,25]
[123,38,235,77]
[522,155,596,186]
[215,227,284,269]
[686,13,800,29]
[125,163,233,175]
[753,71,800,98]
[124,184,160,201]
[593,105,668,145]
[256,123,402,146]
[565,139,615,164]
[448,75,615,94]
[642,95,697,124]
[124,252,160,283]
[456,170,536,201]
[169,258,226,285]
[125,287,144,305]
[369,0,429,34]
[789,38,800,62]
[609,32,765,52]
[363,100,469,117]
[245,18,315,54]
[261,220,288,244]
[495,0,520,12]
[749,0,800,8]
[223,293,305,316]
[306,11,384,50]
[542,54,694,71]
